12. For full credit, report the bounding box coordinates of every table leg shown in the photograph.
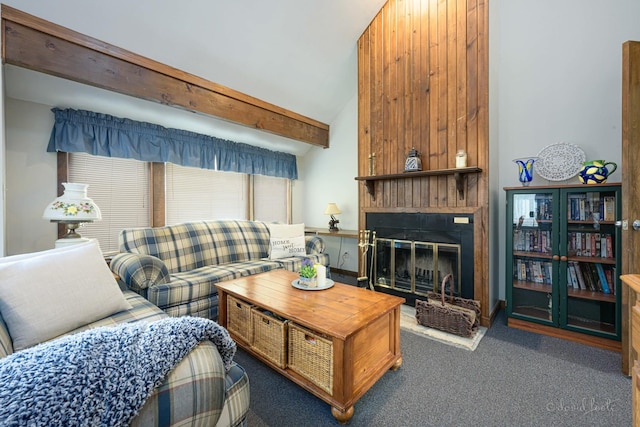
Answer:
[331,406,354,424]
[391,356,403,371]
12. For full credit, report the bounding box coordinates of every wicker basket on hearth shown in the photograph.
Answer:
[415,274,480,337]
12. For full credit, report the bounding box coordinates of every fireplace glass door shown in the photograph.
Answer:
[373,238,461,297]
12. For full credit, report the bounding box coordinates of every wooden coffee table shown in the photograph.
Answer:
[215,269,404,424]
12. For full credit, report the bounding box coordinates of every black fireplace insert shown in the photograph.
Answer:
[366,212,475,305]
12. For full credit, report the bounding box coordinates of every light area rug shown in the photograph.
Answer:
[400,304,486,351]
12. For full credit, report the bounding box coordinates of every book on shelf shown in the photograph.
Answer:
[543,262,553,285]
[595,263,611,294]
[535,196,552,220]
[606,234,613,258]
[567,194,584,221]
[513,230,523,251]
[578,262,596,291]
[584,232,591,257]
[514,259,553,285]
[589,192,602,221]
[571,261,587,290]
[608,266,616,294]
[603,196,615,221]
[532,261,543,283]
[604,267,615,295]
[588,263,604,292]
[514,230,553,254]
[567,263,579,289]
[568,192,605,221]
[519,259,527,281]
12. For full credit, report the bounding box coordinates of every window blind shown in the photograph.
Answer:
[254,175,288,223]
[68,152,150,253]
[165,163,248,224]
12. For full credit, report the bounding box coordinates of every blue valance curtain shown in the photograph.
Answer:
[47,108,298,179]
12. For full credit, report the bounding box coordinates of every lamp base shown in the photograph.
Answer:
[328,216,340,232]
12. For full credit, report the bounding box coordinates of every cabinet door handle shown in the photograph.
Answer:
[560,256,568,262]
[552,255,560,261]
[634,220,640,231]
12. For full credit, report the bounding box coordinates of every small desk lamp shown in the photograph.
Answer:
[43,182,101,248]
[324,203,341,232]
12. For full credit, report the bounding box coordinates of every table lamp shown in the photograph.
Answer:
[324,203,341,232]
[43,182,101,248]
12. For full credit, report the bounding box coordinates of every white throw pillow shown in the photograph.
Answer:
[268,223,307,260]
[0,241,132,351]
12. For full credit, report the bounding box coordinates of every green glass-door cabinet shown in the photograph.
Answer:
[505,184,621,349]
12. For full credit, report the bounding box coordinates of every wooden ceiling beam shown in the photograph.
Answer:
[1,5,329,148]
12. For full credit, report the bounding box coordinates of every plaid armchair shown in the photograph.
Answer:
[0,290,250,427]
[110,220,329,320]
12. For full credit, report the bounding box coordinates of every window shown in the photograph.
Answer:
[68,152,150,253]
[165,163,249,224]
[65,155,291,252]
[253,174,289,223]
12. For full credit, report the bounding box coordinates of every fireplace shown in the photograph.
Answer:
[365,213,474,305]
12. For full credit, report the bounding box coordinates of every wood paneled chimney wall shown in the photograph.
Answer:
[357,0,492,324]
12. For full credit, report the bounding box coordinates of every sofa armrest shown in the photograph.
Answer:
[305,235,325,255]
[0,312,13,358]
[131,341,228,426]
[110,253,170,293]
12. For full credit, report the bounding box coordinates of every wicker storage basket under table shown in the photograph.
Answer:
[415,274,481,338]
[251,307,288,368]
[287,322,334,395]
[226,295,254,344]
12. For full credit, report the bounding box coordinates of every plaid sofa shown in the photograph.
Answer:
[0,290,250,427]
[110,220,329,320]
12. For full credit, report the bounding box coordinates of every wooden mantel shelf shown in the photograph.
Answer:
[355,167,482,200]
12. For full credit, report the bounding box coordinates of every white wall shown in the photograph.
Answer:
[488,0,501,310]
[296,92,360,273]
[4,99,57,255]
[493,0,640,299]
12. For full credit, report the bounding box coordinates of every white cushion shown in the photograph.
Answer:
[268,223,307,260]
[0,241,132,351]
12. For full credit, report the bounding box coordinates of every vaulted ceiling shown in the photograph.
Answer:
[3,0,387,155]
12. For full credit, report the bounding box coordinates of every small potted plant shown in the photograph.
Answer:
[299,258,317,287]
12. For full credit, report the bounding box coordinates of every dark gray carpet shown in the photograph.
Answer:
[234,309,631,426]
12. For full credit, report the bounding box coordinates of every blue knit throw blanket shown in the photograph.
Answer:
[0,316,236,427]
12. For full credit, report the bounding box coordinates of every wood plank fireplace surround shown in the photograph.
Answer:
[2,1,494,328]
[357,0,492,326]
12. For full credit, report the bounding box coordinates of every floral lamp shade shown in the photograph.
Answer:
[43,183,101,247]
